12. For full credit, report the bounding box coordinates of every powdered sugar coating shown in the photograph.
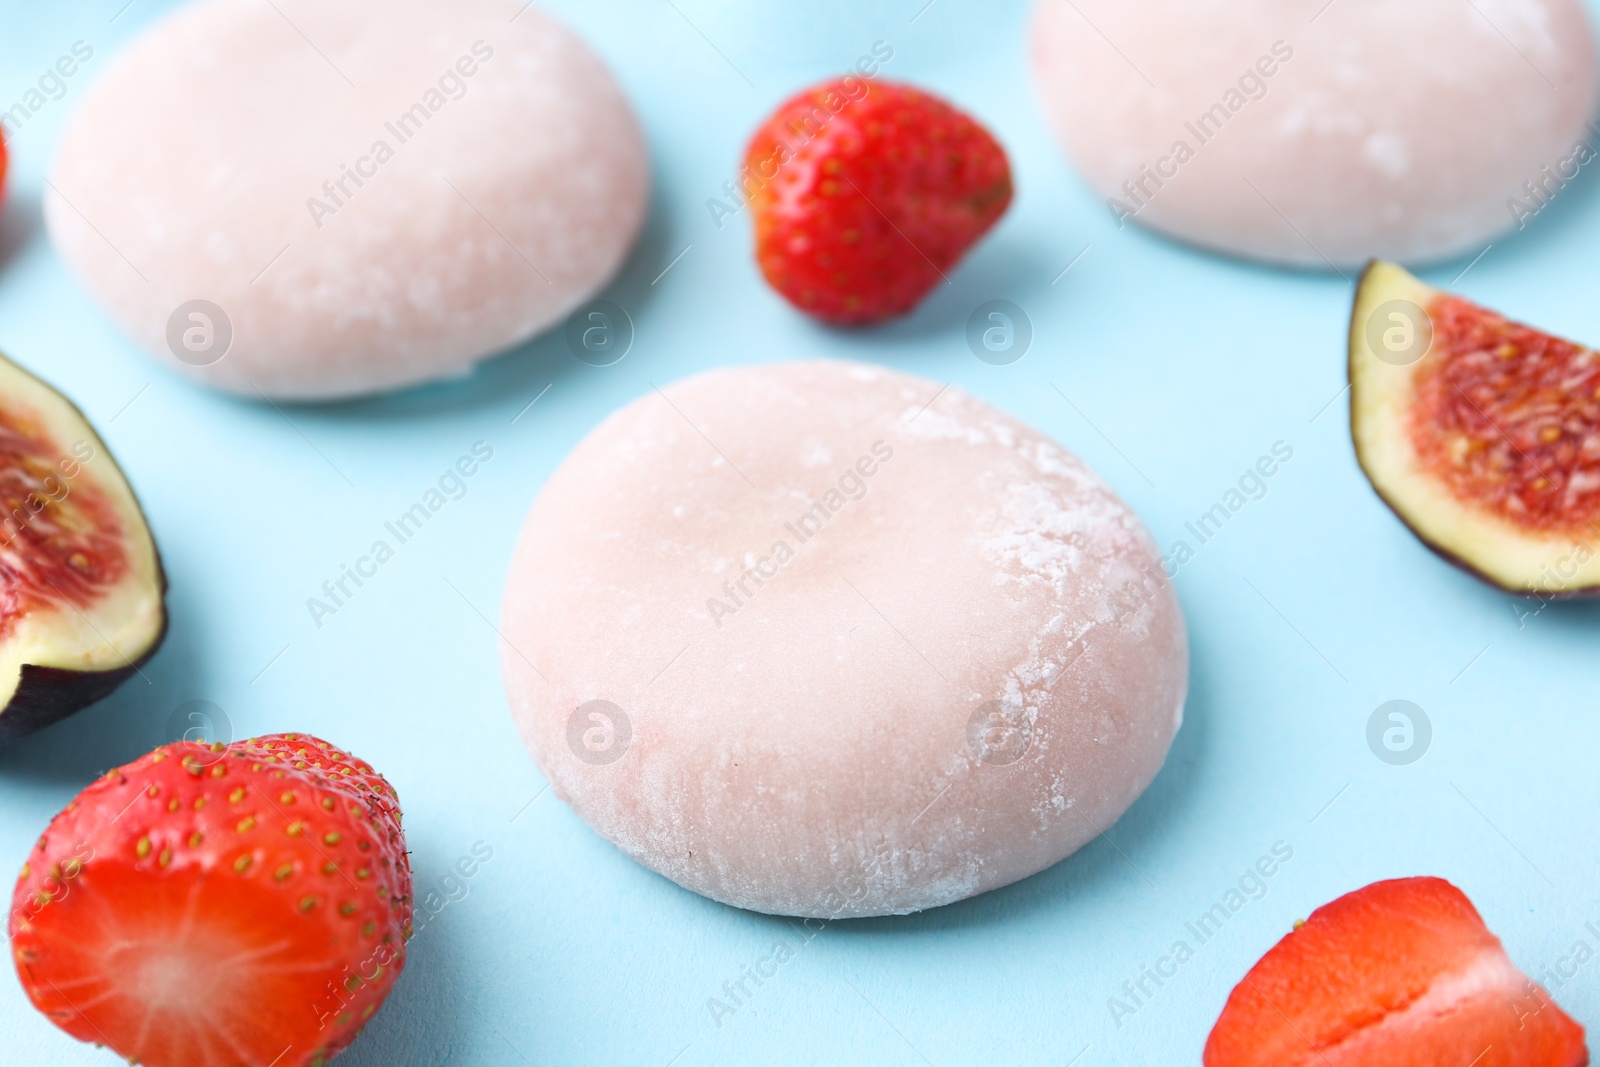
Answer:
[501,361,1186,917]
[47,0,647,399]
[1031,0,1598,268]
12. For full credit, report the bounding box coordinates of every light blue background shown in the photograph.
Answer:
[4,1,1600,1063]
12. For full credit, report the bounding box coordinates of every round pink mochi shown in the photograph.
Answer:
[501,361,1187,917]
[1031,0,1599,268]
[47,0,648,399]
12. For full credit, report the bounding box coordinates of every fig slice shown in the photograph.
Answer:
[0,352,166,742]
[1350,260,1600,596]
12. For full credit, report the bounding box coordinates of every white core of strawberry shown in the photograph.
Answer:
[133,952,198,1009]
[1323,945,1532,1054]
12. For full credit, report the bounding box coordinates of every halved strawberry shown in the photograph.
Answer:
[1205,877,1587,1067]
[10,733,412,1067]
[745,78,1012,325]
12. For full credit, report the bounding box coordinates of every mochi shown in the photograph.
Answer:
[1031,0,1599,268]
[501,360,1187,917]
[47,0,648,399]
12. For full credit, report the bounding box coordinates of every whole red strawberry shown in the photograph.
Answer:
[1205,877,1587,1067]
[10,733,412,1067]
[745,78,1012,325]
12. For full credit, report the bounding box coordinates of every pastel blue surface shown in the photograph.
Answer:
[4,2,1600,1064]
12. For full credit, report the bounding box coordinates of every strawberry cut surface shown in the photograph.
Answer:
[745,78,1012,325]
[1204,877,1587,1067]
[1409,296,1600,536]
[10,733,412,1067]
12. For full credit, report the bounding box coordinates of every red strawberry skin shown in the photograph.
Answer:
[10,733,413,1067]
[745,78,1012,325]
[1205,877,1588,1067]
